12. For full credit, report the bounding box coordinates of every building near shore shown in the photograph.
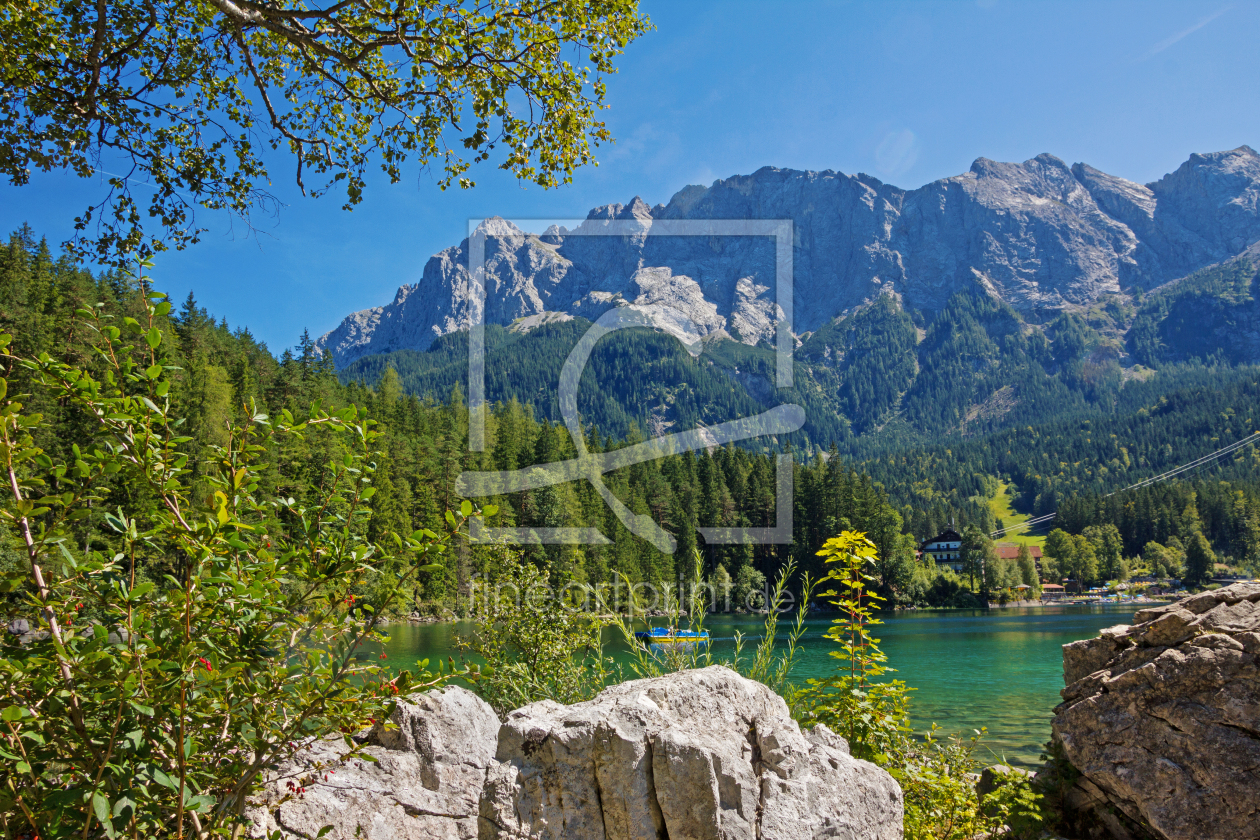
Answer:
[921,528,964,573]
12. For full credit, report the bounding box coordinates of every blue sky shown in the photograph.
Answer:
[3,0,1258,353]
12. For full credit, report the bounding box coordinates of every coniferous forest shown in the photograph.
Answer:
[4,226,1259,616]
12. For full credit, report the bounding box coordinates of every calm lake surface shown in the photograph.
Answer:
[377,602,1140,767]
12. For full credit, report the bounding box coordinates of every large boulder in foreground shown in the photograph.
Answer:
[1052,582,1260,840]
[481,666,903,840]
[251,667,903,840]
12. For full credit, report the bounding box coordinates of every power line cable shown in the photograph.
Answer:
[990,431,1260,539]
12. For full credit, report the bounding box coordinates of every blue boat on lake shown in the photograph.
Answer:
[634,626,710,651]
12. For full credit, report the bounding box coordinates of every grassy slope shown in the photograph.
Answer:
[988,481,1047,550]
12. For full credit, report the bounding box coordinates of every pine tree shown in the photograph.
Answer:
[1184,530,1216,587]
[1016,543,1038,588]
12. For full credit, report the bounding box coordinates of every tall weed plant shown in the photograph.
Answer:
[792,531,912,762]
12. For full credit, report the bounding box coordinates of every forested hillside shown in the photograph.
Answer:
[1056,479,1260,570]
[0,228,927,611]
[5,226,1258,615]
[340,320,851,449]
[1129,253,1259,366]
[859,366,1260,534]
[341,263,1260,557]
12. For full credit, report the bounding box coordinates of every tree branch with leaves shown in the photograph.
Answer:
[0,0,651,266]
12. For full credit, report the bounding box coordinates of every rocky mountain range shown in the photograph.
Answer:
[316,146,1260,368]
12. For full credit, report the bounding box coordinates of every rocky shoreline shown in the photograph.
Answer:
[246,586,1256,840]
[1043,582,1260,840]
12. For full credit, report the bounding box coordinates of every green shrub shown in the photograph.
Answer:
[0,295,469,838]
[457,547,611,716]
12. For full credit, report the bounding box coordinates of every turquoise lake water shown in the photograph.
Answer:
[376,602,1140,767]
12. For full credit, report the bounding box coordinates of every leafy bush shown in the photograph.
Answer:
[0,294,469,838]
[925,569,987,609]
[457,547,611,716]
[732,564,767,611]
[893,730,1047,840]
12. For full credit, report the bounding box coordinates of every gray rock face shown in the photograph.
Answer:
[317,147,1260,368]
[1051,583,1260,840]
[481,666,902,840]
[251,668,903,840]
[248,686,501,840]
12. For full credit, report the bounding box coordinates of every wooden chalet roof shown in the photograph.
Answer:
[920,529,962,550]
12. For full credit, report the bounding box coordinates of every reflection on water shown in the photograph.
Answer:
[376,602,1139,767]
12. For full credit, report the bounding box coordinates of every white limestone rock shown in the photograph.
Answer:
[479,666,903,840]
[247,686,500,840]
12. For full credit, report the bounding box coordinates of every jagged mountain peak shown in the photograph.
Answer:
[969,152,1071,178]
[315,147,1260,368]
[474,216,527,238]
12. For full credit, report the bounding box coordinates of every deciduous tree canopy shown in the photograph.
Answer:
[0,0,650,264]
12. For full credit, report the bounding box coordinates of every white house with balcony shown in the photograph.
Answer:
[921,528,964,573]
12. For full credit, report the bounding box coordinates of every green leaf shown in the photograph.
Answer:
[460,500,473,517]
[186,794,216,813]
[129,700,156,717]
[145,363,163,380]
[1,705,26,721]
[150,766,178,790]
[92,792,114,837]
[146,327,162,349]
